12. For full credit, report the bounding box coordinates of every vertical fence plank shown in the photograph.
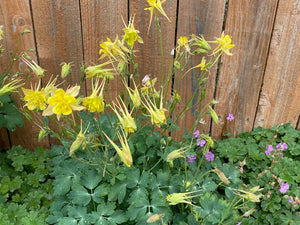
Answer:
[0,128,10,149]
[129,1,177,92]
[80,0,128,99]
[174,0,226,139]
[254,0,300,129]
[211,0,278,139]
[31,0,84,89]
[0,0,49,149]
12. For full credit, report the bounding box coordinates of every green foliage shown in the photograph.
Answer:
[214,123,300,224]
[0,146,53,225]
[0,94,24,131]
[48,115,249,225]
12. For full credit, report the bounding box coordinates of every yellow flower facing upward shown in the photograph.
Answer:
[85,61,115,80]
[143,92,167,127]
[123,16,143,47]
[22,83,47,111]
[43,86,84,120]
[177,36,190,52]
[99,35,129,61]
[83,79,105,113]
[145,0,171,32]
[22,56,45,78]
[112,97,137,134]
[211,32,234,56]
[103,129,133,167]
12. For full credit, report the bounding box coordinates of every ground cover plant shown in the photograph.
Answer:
[0,146,53,225]
[214,123,300,224]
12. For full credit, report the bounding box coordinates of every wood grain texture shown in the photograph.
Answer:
[0,128,10,149]
[0,0,49,149]
[211,0,278,139]
[129,0,177,92]
[254,0,300,128]
[31,0,84,90]
[174,0,226,139]
[81,0,128,99]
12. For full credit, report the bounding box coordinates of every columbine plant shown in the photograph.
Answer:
[12,2,257,224]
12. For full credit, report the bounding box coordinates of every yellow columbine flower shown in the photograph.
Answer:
[22,57,45,78]
[211,31,234,56]
[124,79,141,108]
[0,78,23,97]
[166,146,189,167]
[99,35,129,61]
[112,97,137,134]
[85,61,115,80]
[177,36,190,52]
[43,86,84,120]
[22,83,47,111]
[166,191,200,206]
[122,16,143,47]
[196,57,208,71]
[69,122,89,157]
[103,129,133,167]
[0,25,3,40]
[83,79,105,113]
[145,0,171,32]
[61,62,72,78]
[143,93,167,127]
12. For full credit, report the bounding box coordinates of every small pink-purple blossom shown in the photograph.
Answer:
[265,145,274,156]
[236,222,242,225]
[276,142,288,151]
[289,197,293,203]
[187,155,197,163]
[205,152,214,161]
[197,139,206,147]
[193,130,200,138]
[279,183,289,193]
[226,113,234,121]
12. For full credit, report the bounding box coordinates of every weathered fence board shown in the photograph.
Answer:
[129,0,177,93]
[254,0,300,129]
[173,0,226,139]
[0,0,48,149]
[0,0,299,149]
[211,0,279,139]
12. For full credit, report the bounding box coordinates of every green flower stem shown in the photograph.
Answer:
[148,158,162,172]
[218,195,239,225]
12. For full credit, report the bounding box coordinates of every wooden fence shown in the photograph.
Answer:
[0,0,299,150]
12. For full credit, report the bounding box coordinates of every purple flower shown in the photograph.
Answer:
[279,183,289,193]
[276,142,288,151]
[187,155,197,163]
[226,113,234,121]
[236,222,242,225]
[265,145,274,156]
[193,130,200,138]
[197,139,206,147]
[205,152,214,161]
[289,197,293,203]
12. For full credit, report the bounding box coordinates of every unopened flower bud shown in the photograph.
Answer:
[61,62,72,78]
[146,214,164,223]
[213,168,230,185]
[38,128,47,141]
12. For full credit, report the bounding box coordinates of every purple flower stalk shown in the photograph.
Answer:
[279,182,289,193]
[193,130,200,138]
[187,155,196,163]
[265,145,274,156]
[276,142,288,151]
[226,113,234,121]
[197,139,206,147]
[205,152,214,161]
